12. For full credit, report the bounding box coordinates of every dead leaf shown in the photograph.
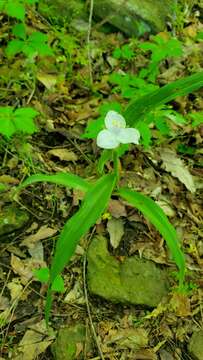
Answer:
[48,148,78,161]
[64,281,85,305]
[7,279,23,302]
[160,149,196,193]
[155,200,175,217]
[0,295,10,311]
[0,175,19,184]
[28,241,44,261]
[22,225,57,249]
[105,327,148,350]
[107,218,124,249]
[108,199,127,218]
[170,292,191,317]
[10,255,46,285]
[37,73,57,89]
[13,320,54,360]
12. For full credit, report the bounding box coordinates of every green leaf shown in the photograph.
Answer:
[189,112,203,127]
[163,109,187,125]
[12,23,26,40]
[26,0,39,4]
[34,267,50,283]
[155,117,171,136]
[138,122,152,148]
[6,0,25,20]
[0,107,16,138]
[45,173,116,323]
[17,172,92,193]
[97,150,112,174]
[5,39,24,57]
[124,71,203,128]
[51,275,65,292]
[0,106,38,137]
[118,187,185,287]
[14,108,38,134]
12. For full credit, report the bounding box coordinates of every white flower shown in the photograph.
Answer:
[96,110,140,149]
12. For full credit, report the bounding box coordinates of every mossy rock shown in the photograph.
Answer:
[87,236,169,307]
[188,330,203,360]
[0,205,29,237]
[52,324,91,360]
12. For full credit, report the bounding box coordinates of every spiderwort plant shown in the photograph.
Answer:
[17,68,203,324]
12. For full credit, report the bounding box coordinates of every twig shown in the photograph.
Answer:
[87,0,94,86]
[83,238,105,360]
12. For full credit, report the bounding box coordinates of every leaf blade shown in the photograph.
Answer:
[124,71,203,127]
[17,172,92,193]
[45,173,116,323]
[118,187,185,286]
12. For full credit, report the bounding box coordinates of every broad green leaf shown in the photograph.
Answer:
[17,172,92,193]
[5,39,24,57]
[0,107,16,138]
[124,71,203,128]
[0,107,38,137]
[139,122,152,148]
[12,23,26,40]
[118,188,185,287]
[51,275,65,292]
[14,108,38,134]
[189,112,203,127]
[34,267,50,283]
[6,0,25,20]
[45,173,116,323]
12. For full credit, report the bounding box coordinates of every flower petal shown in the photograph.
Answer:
[116,128,140,145]
[96,129,120,149]
[105,111,126,129]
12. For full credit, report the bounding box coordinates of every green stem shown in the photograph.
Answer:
[113,150,120,186]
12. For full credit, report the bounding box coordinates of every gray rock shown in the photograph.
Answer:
[0,205,29,237]
[188,330,203,360]
[87,236,169,307]
[38,0,176,37]
[93,0,175,36]
[52,324,90,360]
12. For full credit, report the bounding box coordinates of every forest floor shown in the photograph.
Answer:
[0,4,203,360]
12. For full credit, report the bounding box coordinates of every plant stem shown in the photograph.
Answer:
[113,150,120,185]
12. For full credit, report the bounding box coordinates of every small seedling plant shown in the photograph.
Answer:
[16,69,203,325]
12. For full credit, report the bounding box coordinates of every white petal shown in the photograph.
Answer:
[96,129,120,149]
[105,111,126,129]
[116,128,140,144]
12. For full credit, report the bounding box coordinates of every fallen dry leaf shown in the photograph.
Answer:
[7,279,23,302]
[21,225,57,249]
[105,327,148,350]
[108,199,127,218]
[160,148,196,193]
[170,292,191,317]
[48,148,78,161]
[13,320,54,360]
[107,218,124,249]
[11,255,46,285]
[37,73,57,89]
[0,175,19,184]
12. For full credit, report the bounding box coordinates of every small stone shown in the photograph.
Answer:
[188,330,203,360]
[87,236,169,307]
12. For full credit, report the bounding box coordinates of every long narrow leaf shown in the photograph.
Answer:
[118,188,185,286]
[45,173,116,323]
[124,71,203,127]
[17,172,92,192]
